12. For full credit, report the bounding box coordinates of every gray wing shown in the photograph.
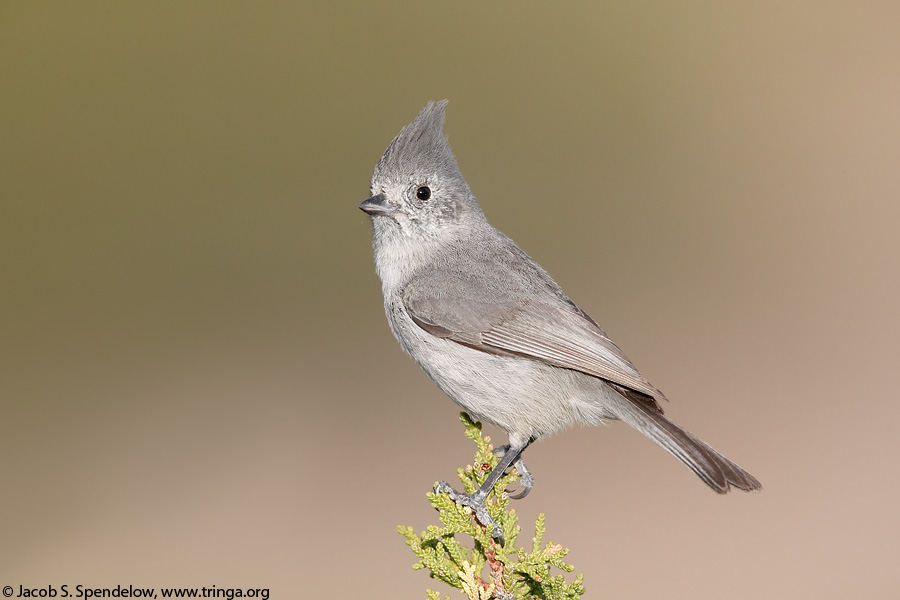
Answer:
[403,254,765,495]
[403,271,667,404]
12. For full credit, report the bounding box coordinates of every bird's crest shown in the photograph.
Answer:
[373,100,462,188]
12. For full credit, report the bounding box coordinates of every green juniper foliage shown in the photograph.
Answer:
[398,413,585,600]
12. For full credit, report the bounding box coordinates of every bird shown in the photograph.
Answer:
[359,100,760,544]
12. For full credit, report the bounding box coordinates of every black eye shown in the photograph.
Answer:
[416,186,431,201]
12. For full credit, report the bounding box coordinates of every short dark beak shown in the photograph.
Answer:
[359,193,396,216]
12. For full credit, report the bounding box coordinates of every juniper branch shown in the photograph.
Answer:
[398,413,586,600]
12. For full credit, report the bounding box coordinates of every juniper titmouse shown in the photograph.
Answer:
[360,101,760,543]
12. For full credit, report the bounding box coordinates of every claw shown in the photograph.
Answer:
[434,481,505,544]
[507,460,534,499]
[494,445,535,499]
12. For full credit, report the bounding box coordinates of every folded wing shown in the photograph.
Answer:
[404,285,666,404]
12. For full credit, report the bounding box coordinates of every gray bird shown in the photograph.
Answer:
[360,101,760,544]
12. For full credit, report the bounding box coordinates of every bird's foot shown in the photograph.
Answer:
[494,445,535,499]
[433,481,504,545]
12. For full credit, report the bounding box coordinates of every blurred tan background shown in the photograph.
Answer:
[2,1,899,598]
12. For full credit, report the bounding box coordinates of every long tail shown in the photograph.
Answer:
[608,390,761,493]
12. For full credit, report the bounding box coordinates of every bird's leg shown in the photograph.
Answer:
[434,443,526,545]
[494,445,535,499]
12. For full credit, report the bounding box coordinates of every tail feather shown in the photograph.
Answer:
[608,390,761,493]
